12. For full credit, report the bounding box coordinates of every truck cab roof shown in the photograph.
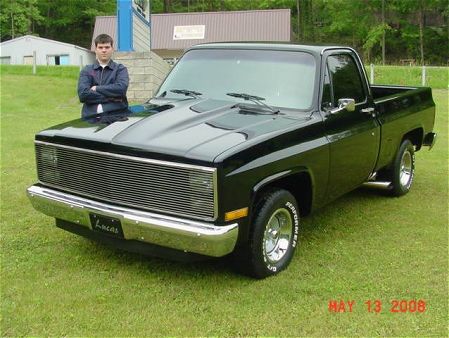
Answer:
[188,42,350,56]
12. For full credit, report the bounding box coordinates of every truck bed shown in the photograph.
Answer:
[370,84,435,171]
[371,84,434,110]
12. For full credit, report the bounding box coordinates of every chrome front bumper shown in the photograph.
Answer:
[27,185,238,257]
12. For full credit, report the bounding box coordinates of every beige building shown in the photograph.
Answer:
[151,9,291,63]
[93,9,291,64]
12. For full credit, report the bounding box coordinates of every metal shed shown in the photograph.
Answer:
[0,35,95,66]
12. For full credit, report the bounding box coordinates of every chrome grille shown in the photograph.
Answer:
[35,141,217,220]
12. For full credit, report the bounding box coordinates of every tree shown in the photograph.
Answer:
[381,0,386,65]
[163,0,171,12]
[34,0,116,48]
[418,0,424,65]
[0,0,43,41]
[3,0,445,64]
[392,0,448,65]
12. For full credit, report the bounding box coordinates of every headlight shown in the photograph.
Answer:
[188,172,213,209]
[40,146,58,166]
[38,146,60,182]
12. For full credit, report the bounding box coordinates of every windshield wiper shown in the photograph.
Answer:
[170,89,202,98]
[226,92,279,114]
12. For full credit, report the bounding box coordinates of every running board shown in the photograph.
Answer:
[362,181,393,190]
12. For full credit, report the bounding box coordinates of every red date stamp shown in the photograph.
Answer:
[389,300,426,313]
[328,299,426,313]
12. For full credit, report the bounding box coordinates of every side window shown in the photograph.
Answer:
[327,54,366,104]
[321,65,332,109]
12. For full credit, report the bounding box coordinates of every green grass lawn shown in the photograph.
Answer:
[1,73,448,336]
[0,65,81,79]
[2,64,448,88]
[366,65,449,89]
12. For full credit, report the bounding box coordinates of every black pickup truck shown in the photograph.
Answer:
[27,43,436,278]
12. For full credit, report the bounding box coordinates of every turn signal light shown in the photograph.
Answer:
[225,207,248,221]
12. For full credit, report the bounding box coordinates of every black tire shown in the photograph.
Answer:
[389,139,415,196]
[233,189,300,279]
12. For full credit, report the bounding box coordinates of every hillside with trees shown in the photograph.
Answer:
[1,0,447,65]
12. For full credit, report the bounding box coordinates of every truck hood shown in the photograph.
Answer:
[38,99,309,162]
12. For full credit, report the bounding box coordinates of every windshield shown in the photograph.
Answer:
[156,49,317,110]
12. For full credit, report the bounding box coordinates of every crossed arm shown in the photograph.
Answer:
[78,65,129,104]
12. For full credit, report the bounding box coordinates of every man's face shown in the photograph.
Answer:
[95,42,113,63]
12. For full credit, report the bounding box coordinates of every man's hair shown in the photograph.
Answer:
[94,34,113,47]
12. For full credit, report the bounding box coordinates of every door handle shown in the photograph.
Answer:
[361,107,376,117]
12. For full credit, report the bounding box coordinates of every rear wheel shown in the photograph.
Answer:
[389,139,415,196]
[234,189,300,279]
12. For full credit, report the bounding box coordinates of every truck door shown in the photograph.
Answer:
[322,51,380,201]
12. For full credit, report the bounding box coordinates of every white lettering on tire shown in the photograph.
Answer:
[285,201,299,248]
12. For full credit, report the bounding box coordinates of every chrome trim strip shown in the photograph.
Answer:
[320,46,343,55]
[362,181,392,190]
[34,140,216,172]
[27,185,238,257]
[213,169,218,219]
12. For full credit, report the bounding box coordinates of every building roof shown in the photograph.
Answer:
[151,9,291,50]
[91,16,117,51]
[0,34,92,52]
[92,9,291,51]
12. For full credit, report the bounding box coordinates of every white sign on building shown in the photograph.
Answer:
[173,25,206,40]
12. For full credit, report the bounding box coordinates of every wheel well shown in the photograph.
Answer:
[252,171,313,217]
[403,128,423,150]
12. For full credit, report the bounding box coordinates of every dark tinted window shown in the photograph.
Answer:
[321,66,332,109]
[327,54,365,104]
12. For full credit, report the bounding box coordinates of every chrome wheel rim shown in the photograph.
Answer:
[263,208,293,264]
[400,150,412,187]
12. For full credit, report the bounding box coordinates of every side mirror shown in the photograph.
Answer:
[329,98,356,114]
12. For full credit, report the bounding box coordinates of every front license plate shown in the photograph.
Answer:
[90,213,124,238]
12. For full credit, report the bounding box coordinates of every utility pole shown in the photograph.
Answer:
[296,0,300,42]
[419,0,425,66]
[382,0,385,65]
[11,12,15,38]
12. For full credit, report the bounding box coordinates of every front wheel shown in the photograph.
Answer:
[389,139,415,196]
[233,189,300,279]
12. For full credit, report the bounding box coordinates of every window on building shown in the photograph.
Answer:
[47,55,70,66]
[134,0,146,18]
[0,56,11,65]
[164,58,178,67]
[23,56,34,64]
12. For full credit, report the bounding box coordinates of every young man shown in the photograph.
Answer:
[78,34,129,117]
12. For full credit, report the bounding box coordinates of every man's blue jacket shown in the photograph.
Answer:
[78,60,129,117]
